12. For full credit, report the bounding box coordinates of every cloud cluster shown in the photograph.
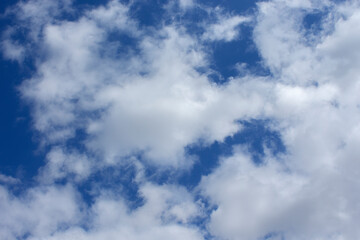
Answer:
[12,0,268,169]
[200,1,360,239]
[0,184,81,239]
[1,0,360,239]
[0,181,203,240]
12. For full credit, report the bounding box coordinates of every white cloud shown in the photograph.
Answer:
[200,145,360,240]
[203,14,251,42]
[200,1,360,239]
[179,0,194,10]
[0,180,203,240]
[68,182,203,240]
[2,0,360,239]
[3,0,73,45]
[15,1,267,168]
[200,149,306,240]
[1,39,25,62]
[0,184,81,239]
[0,174,20,185]
[87,0,138,33]
[38,147,93,183]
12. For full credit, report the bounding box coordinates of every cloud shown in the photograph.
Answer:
[0,184,81,239]
[2,0,73,46]
[37,147,93,183]
[199,0,360,239]
[2,0,360,239]
[200,149,306,240]
[1,39,25,62]
[0,174,20,185]
[13,0,267,169]
[202,12,251,42]
[0,180,203,240]
[200,145,360,240]
[178,0,194,10]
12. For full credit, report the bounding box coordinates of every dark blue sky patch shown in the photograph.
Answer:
[142,161,178,186]
[263,232,285,240]
[173,1,269,82]
[179,119,286,189]
[75,0,111,7]
[0,57,45,183]
[77,162,144,209]
[101,31,142,59]
[174,6,209,37]
[238,120,286,160]
[302,9,330,43]
[64,128,89,153]
[303,11,324,30]
[0,0,17,14]
[204,23,271,82]
[198,0,258,15]
[300,5,343,46]
[129,0,168,28]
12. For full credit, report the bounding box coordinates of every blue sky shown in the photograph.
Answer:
[1,0,360,239]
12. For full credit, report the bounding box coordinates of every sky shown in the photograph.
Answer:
[1,0,360,239]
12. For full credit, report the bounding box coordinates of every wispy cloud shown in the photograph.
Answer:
[202,14,251,42]
[0,174,20,185]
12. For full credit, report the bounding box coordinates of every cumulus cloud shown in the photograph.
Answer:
[200,149,306,240]
[37,147,93,183]
[13,0,267,168]
[200,147,360,240]
[200,0,360,239]
[0,184,81,239]
[0,180,203,240]
[2,0,360,239]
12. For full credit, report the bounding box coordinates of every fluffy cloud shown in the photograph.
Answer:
[12,0,267,169]
[37,147,93,183]
[200,1,360,239]
[2,0,360,239]
[0,184,81,239]
[201,147,360,240]
[1,38,25,62]
[0,180,203,240]
[200,150,306,240]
